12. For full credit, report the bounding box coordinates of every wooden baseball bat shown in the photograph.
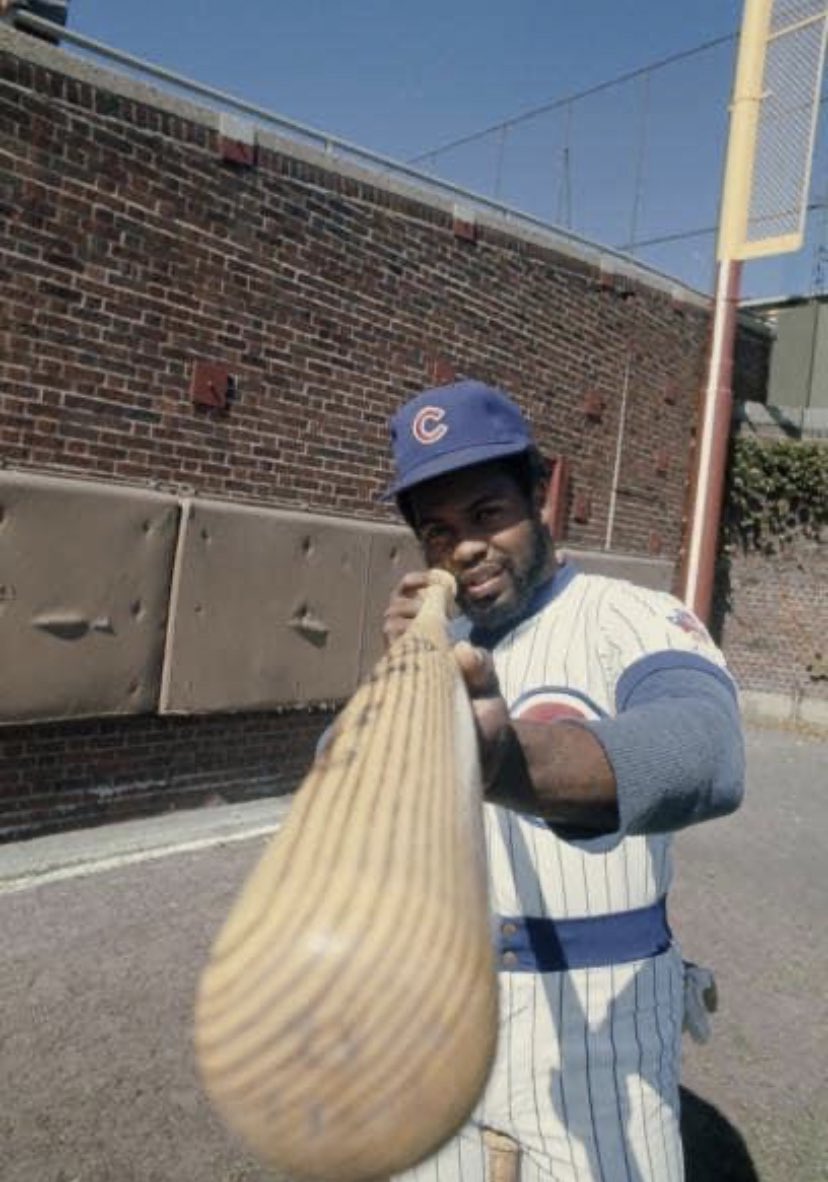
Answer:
[194,570,498,1181]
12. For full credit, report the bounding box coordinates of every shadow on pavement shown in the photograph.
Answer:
[681,1087,760,1182]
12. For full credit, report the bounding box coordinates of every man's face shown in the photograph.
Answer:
[409,460,555,630]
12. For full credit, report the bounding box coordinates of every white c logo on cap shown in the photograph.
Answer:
[412,406,448,445]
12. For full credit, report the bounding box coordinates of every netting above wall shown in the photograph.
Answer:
[411,28,828,300]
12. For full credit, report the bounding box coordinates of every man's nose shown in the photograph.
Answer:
[451,535,489,569]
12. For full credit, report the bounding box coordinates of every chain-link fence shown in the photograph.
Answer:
[409,30,828,300]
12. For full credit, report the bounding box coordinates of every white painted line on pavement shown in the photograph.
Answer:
[0,821,281,896]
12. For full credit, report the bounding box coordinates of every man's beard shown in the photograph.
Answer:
[457,517,551,632]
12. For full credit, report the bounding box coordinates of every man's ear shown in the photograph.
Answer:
[534,477,551,527]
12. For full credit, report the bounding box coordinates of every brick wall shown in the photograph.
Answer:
[0,37,710,546]
[718,538,827,702]
[1,31,716,838]
[714,409,828,707]
[0,710,333,842]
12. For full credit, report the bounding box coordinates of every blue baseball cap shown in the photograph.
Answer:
[383,380,534,500]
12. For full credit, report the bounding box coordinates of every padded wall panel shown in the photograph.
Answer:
[559,548,674,591]
[358,528,423,681]
[161,500,387,713]
[0,472,179,723]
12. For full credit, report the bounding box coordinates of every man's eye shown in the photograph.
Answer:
[476,504,502,524]
[421,524,452,547]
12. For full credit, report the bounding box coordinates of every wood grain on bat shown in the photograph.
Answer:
[195,571,498,1181]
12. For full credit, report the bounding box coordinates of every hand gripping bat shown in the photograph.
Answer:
[194,570,498,1181]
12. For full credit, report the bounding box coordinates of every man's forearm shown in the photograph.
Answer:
[484,720,619,832]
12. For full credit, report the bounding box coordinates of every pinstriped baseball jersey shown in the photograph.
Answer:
[482,565,731,922]
[396,568,733,1182]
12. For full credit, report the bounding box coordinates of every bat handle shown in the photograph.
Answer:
[415,569,458,635]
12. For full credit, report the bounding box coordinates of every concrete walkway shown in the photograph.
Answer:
[1,726,826,1182]
[0,796,290,895]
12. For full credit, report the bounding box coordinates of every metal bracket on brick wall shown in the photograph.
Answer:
[582,390,605,421]
[572,491,591,524]
[452,204,478,242]
[217,112,257,167]
[430,355,457,385]
[190,360,235,410]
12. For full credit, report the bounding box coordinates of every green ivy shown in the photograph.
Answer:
[723,437,828,554]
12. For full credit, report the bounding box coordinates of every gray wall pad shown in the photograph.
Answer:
[559,548,675,591]
[159,499,420,714]
[1,471,671,723]
[0,472,180,722]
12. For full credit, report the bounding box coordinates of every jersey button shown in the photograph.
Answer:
[501,951,519,968]
[501,921,518,937]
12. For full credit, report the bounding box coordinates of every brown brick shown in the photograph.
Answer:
[0,34,785,841]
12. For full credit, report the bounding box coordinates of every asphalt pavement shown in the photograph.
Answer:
[1,726,826,1182]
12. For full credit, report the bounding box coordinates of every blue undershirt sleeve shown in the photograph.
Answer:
[581,653,745,836]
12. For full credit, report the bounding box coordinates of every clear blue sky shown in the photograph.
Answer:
[64,1,826,298]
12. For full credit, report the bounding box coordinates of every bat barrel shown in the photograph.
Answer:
[195,571,498,1181]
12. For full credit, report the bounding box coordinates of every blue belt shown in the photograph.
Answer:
[495,898,671,973]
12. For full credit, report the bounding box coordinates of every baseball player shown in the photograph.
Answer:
[382,380,744,1182]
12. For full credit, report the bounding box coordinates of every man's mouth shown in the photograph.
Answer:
[461,567,508,602]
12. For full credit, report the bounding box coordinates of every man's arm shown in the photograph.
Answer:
[455,643,619,831]
[484,714,620,832]
[456,644,744,837]
[583,659,745,834]
[383,574,744,837]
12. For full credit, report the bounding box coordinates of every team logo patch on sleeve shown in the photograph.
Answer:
[667,607,712,643]
[511,687,605,723]
[509,689,605,830]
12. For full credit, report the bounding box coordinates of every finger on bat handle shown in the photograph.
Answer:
[382,570,454,649]
[424,567,457,603]
[382,569,457,652]
[414,569,458,629]
[395,569,433,597]
[452,642,499,698]
[381,599,420,649]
